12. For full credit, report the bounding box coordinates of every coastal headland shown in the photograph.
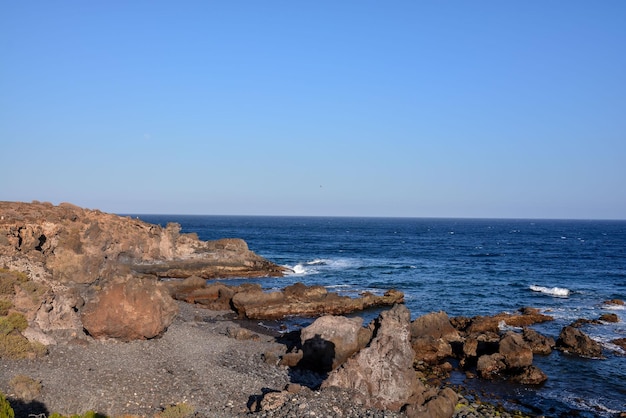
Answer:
[0,201,622,417]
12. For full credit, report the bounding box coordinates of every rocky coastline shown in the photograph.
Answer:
[0,201,623,417]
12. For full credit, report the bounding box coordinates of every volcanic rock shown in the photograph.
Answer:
[522,327,555,355]
[231,282,404,320]
[81,276,178,341]
[321,304,421,411]
[499,331,533,369]
[410,311,461,365]
[0,200,286,342]
[556,325,603,358]
[299,315,372,371]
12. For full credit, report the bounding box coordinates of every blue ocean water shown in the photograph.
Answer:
[137,215,626,416]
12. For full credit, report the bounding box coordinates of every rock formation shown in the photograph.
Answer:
[299,315,372,371]
[0,200,285,342]
[556,325,603,358]
[323,305,449,413]
[81,276,178,341]
[231,282,404,320]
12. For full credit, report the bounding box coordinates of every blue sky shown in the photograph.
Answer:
[1,1,625,219]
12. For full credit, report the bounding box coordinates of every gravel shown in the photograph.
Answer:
[0,302,532,418]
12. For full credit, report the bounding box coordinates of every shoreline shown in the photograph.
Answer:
[0,301,537,418]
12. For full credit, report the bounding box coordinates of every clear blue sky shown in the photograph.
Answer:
[1,1,625,219]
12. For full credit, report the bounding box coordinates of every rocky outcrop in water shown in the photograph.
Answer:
[168,279,405,320]
[556,325,603,358]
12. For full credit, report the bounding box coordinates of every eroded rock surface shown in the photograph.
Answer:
[0,201,285,342]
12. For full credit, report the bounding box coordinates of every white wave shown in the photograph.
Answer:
[283,263,317,276]
[530,285,570,297]
[498,320,522,332]
[601,303,625,311]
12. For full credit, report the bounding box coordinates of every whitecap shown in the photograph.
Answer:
[529,284,571,297]
[283,263,316,276]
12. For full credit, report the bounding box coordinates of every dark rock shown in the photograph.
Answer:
[476,353,506,379]
[509,365,548,385]
[499,331,533,369]
[556,326,603,358]
[522,327,555,355]
[599,313,619,323]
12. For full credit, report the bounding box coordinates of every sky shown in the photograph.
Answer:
[1,1,625,219]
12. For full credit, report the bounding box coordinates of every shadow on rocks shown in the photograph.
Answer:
[8,397,49,417]
[247,387,280,412]
[275,330,336,390]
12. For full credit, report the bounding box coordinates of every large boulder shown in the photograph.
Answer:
[499,331,533,369]
[81,277,178,341]
[321,304,421,412]
[300,315,372,371]
[556,325,603,358]
[522,327,555,355]
[410,311,460,365]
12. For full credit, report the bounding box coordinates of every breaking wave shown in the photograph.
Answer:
[530,285,571,297]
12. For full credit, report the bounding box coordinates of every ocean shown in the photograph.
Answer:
[136,215,626,417]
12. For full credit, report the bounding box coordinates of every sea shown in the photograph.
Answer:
[136,215,626,417]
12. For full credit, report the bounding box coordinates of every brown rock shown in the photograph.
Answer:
[300,315,372,370]
[476,353,506,379]
[599,313,619,323]
[509,365,548,385]
[322,305,421,412]
[522,327,555,355]
[556,325,603,358]
[412,336,453,365]
[611,338,626,351]
[604,299,624,306]
[499,331,533,369]
[465,308,553,335]
[230,282,404,320]
[81,277,178,341]
[411,311,461,342]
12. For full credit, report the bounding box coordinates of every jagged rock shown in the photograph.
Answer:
[476,353,506,379]
[81,277,178,341]
[410,311,460,365]
[412,336,453,365]
[0,201,286,342]
[522,327,555,355]
[499,331,533,369]
[405,387,458,418]
[231,282,404,320]
[458,307,553,335]
[0,201,285,283]
[411,311,461,342]
[300,315,372,371]
[604,299,624,306]
[556,325,603,358]
[321,304,421,411]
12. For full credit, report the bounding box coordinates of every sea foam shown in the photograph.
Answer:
[529,285,570,297]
